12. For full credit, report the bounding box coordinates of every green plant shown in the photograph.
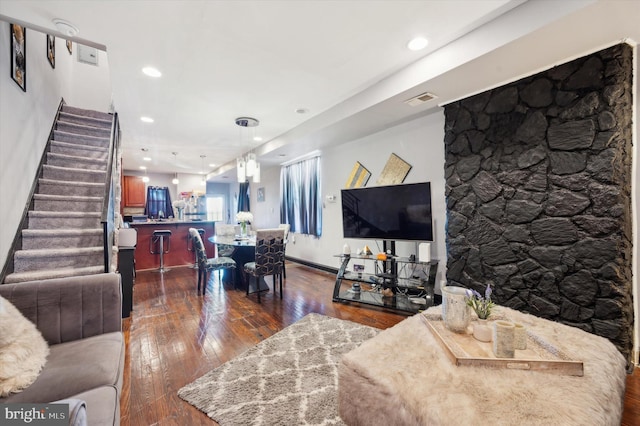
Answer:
[465,284,494,320]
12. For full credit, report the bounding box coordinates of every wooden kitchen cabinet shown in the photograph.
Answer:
[123,176,146,207]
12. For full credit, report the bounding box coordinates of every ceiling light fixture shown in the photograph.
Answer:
[143,157,151,161]
[142,67,162,78]
[172,152,179,185]
[235,117,261,183]
[140,116,154,123]
[52,19,79,37]
[142,168,149,183]
[407,37,428,51]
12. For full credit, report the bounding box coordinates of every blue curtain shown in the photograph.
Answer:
[238,181,250,212]
[280,156,322,237]
[144,186,174,219]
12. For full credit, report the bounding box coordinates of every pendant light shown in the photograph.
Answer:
[171,152,179,185]
[235,117,260,182]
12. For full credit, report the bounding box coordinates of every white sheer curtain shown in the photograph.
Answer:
[280,156,322,237]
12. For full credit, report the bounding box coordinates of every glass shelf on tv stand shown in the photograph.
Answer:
[332,254,438,315]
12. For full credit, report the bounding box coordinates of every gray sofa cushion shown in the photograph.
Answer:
[1,332,124,404]
[0,273,122,345]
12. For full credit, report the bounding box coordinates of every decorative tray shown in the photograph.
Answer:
[420,313,584,376]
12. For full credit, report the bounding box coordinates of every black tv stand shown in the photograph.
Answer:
[332,253,438,315]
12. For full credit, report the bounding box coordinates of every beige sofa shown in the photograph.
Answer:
[0,273,124,426]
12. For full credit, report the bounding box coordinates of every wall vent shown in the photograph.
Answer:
[404,92,437,107]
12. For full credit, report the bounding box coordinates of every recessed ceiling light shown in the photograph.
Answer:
[52,19,79,37]
[139,166,147,170]
[143,157,151,161]
[407,37,428,51]
[208,163,216,167]
[295,108,308,114]
[253,136,263,142]
[278,154,286,157]
[140,116,154,123]
[142,67,162,78]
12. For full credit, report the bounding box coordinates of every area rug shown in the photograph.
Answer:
[178,313,379,425]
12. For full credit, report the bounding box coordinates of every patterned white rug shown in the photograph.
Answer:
[178,313,379,425]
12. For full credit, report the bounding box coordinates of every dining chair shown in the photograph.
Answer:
[243,228,285,303]
[189,227,236,295]
[278,223,291,278]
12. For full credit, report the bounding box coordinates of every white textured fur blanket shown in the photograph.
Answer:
[338,306,626,426]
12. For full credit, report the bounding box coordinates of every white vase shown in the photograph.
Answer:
[441,286,471,333]
[473,319,492,342]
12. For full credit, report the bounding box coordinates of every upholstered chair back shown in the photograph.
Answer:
[253,229,285,276]
[189,227,208,270]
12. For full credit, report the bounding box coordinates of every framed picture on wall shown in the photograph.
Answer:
[10,24,26,92]
[47,34,55,69]
[257,187,265,202]
[66,39,72,55]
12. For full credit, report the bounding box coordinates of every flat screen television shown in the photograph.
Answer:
[341,182,433,242]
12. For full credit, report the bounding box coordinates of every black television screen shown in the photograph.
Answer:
[341,182,433,242]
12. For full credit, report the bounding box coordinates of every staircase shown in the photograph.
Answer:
[3,105,114,284]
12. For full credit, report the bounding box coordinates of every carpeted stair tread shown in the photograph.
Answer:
[22,228,103,250]
[34,193,102,202]
[53,130,110,147]
[3,266,105,284]
[61,105,112,121]
[13,246,104,272]
[23,228,103,237]
[42,164,106,183]
[38,179,105,197]
[46,152,108,170]
[50,140,108,159]
[56,121,111,138]
[28,211,102,229]
[58,111,112,129]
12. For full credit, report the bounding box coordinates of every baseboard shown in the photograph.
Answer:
[633,348,639,367]
[286,256,338,275]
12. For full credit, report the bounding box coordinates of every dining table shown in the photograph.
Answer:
[209,235,270,294]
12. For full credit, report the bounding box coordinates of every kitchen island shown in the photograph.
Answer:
[128,220,216,270]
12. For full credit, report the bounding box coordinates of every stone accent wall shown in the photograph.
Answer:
[443,44,633,360]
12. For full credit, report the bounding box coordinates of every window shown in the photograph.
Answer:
[206,195,225,222]
[280,156,322,237]
[144,186,173,219]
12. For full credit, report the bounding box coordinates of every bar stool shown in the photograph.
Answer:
[150,230,172,273]
[187,228,205,269]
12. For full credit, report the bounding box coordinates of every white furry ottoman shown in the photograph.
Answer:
[338,305,627,426]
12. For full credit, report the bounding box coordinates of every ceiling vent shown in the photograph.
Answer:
[77,44,98,66]
[404,92,437,107]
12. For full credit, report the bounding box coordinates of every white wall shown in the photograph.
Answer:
[246,110,447,287]
[0,22,112,269]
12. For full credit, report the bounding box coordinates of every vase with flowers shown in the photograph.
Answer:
[465,284,495,342]
[235,211,253,237]
[172,199,187,221]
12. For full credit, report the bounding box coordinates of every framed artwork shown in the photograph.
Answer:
[47,34,55,69]
[345,161,371,188]
[376,153,412,185]
[10,24,26,92]
[257,187,265,202]
[66,39,72,55]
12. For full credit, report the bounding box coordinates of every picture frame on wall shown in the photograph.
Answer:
[47,34,55,69]
[257,187,265,202]
[66,39,72,55]
[10,24,26,92]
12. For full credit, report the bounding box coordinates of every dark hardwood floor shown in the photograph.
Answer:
[121,262,639,425]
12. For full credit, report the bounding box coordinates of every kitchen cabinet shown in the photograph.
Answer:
[123,176,146,207]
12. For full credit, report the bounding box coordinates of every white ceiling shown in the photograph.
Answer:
[1,0,638,182]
